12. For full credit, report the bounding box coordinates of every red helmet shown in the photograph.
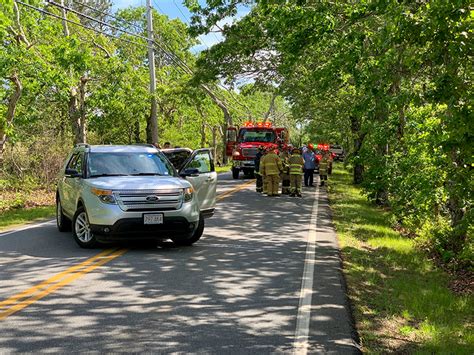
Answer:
[308,143,314,150]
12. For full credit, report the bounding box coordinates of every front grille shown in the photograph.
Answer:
[114,189,183,212]
[242,148,258,158]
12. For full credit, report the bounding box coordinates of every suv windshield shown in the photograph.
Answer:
[239,129,275,143]
[87,152,176,177]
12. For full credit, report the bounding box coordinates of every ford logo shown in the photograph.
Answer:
[146,195,160,202]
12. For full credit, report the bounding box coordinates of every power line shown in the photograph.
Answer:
[72,0,144,33]
[48,0,149,42]
[15,0,151,50]
[48,0,191,73]
[16,0,249,118]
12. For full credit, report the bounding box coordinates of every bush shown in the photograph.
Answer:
[2,135,72,191]
[416,217,473,269]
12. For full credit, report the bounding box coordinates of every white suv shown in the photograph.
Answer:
[56,144,217,248]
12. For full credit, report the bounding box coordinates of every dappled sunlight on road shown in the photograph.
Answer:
[0,175,358,353]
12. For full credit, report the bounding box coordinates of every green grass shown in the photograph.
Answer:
[0,206,55,232]
[215,164,232,174]
[328,164,473,353]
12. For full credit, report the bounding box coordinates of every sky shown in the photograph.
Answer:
[112,0,250,52]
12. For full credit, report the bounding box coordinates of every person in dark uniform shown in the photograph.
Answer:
[254,145,265,193]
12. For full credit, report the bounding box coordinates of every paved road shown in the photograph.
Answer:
[0,173,359,354]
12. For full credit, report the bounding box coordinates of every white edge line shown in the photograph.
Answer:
[0,219,56,237]
[293,184,319,355]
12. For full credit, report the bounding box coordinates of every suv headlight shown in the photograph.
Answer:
[183,187,194,202]
[91,187,117,204]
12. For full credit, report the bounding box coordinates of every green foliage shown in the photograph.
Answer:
[0,1,290,202]
[329,165,473,353]
[187,0,473,263]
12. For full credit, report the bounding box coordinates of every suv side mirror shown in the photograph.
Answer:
[65,168,81,178]
[180,168,200,177]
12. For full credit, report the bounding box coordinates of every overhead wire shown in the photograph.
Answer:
[14,0,151,50]
[71,0,246,117]
[16,0,250,119]
[72,0,145,33]
[169,0,211,50]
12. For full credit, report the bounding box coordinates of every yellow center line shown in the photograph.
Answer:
[217,180,255,201]
[0,248,127,320]
[0,179,254,320]
[0,248,117,310]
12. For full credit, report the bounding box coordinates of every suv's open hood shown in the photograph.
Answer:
[85,176,190,191]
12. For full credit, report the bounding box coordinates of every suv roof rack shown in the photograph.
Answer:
[75,143,90,148]
[133,143,157,148]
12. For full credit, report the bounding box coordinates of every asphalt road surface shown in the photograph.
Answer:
[0,172,360,354]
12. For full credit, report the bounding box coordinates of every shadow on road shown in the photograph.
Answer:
[0,185,358,353]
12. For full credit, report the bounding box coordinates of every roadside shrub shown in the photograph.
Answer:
[2,136,71,191]
[416,217,473,269]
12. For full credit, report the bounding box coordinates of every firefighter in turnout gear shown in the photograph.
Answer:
[289,148,304,197]
[280,147,291,194]
[260,148,283,196]
[254,146,265,193]
[319,151,330,186]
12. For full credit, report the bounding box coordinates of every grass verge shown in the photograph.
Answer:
[215,164,231,174]
[328,165,473,353]
[0,206,55,232]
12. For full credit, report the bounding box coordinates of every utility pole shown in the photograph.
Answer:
[146,0,158,144]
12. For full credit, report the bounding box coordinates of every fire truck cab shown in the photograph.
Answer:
[226,122,289,179]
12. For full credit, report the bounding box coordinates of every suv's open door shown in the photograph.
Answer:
[179,149,217,218]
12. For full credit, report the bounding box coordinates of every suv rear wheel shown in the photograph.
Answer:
[172,216,204,246]
[73,206,98,248]
[56,195,71,232]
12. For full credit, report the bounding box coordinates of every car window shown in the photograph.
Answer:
[162,150,192,170]
[66,152,84,174]
[188,151,213,173]
[87,152,176,177]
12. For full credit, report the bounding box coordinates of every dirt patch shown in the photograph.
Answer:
[448,269,474,296]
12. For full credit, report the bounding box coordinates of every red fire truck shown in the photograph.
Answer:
[226,121,289,179]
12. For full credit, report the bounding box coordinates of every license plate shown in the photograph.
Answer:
[143,213,163,225]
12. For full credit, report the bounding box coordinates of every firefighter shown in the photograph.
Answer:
[319,150,330,186]
[260,147,282,196]
[254,145,265,193]
[280,146,291,194]
[289,147,304,197]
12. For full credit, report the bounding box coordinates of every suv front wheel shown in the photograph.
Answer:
[73,206,98,248]
[172,216,204,246]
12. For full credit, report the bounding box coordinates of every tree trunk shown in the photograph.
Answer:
[134,120,141,142]
[350,115,366,185]
[212,126,218,163]
[195,104,207,147]
[200,84,233,165]
[146,97,158,144]
[263,93,276,123]
[0,73,22,160]
[69,77,88,144]
[78,76,87,143]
